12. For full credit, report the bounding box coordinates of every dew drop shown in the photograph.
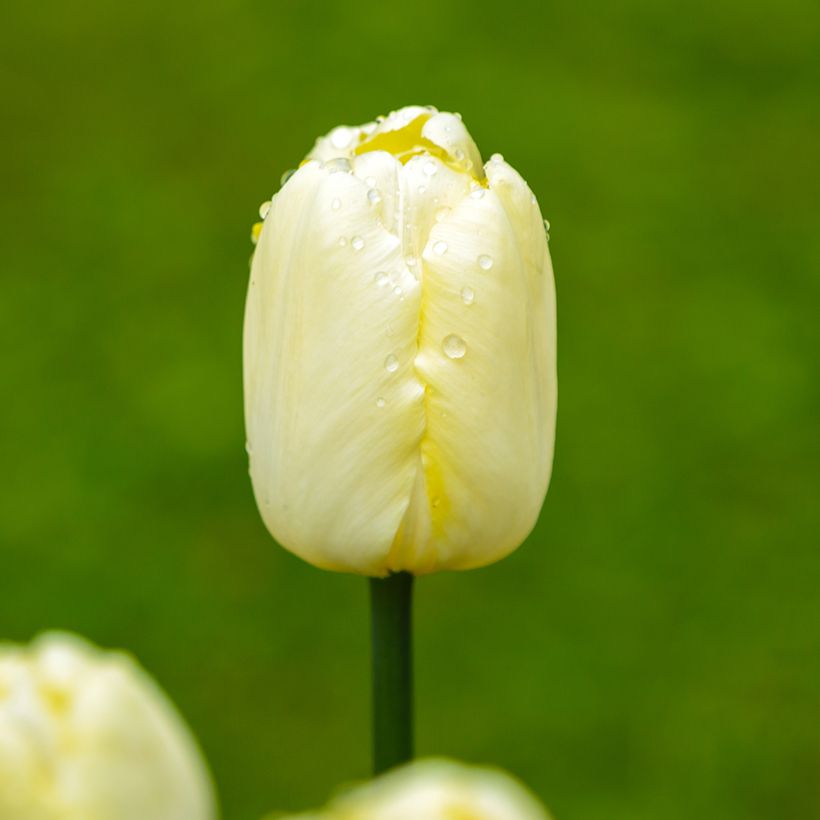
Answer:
[405,256,417,269]
[338,236,348,247]
[490,152,505,163]
[478,254,494,270]
[393,286,403,298]
[259,201,271,219]
[331,197,342,210]
[470,188,485,200]
[280,169,296,186]
[435,206,451,222]
[417,185,427,195]
[454,148,465,161]
[376,397,386,408]
[433,240,448,255]
[384,354,399,373]
[461,286,475,305]
[351,236,365,251]
[367,188,382,205]
[442,334,467,359]
[423,160,438,177]
[543,218,551,232]
[244,440,253,455]
[330,127,353,150]
[374,271,389,286]
[326,157,352,174]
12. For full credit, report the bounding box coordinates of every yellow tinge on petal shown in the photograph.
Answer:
[244,105,556,576]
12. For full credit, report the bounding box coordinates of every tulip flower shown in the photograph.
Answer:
[0,632,217,820]
[244,104,556,578]
[265,758,552,820]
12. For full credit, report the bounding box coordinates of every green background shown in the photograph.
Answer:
[2,1,818,818]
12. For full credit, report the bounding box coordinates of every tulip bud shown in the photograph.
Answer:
[265,758,551,819]
[0,633,217,820]
[244,105,556,576]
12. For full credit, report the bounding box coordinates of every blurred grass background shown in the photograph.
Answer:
[2,0,819,818]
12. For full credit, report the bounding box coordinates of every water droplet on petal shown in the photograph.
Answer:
[330,126,353,150]
[352,236,365,251]
[423,160,438,176]
[338,236,347,246]
[375,271,389,286]
[393,286,403,298]
[259,201,271,219]
[478,254,494,270]
[490,152,504,163]
[443,334,467,359]
[417,185,427,195]
[461,286,475,305]
[454,148,465,161]
[435,207,451,222]
[326,157,352,174]
[331,197,342,210]
[543,218,551,232]
[384,354,399,373]
[245,440,253,455]
[470,188,485,200]
[405,256,417,269]
[376,397,386,408]
[280,169,296,186]
[433,240,448,255]
[367,188,382,205]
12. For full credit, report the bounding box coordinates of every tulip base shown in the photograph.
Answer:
[370,572,414,774]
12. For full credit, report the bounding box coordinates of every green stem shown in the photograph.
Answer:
[370,572,414,775]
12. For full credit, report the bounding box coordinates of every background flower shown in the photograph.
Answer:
[0,633,217,820]
[267,758,551,820]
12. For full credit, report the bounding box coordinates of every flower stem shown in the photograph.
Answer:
[370,572,414,774]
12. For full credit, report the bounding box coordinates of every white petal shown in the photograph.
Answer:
[244,157,426,574]
[422,111,484,179]
[390,160,556,573]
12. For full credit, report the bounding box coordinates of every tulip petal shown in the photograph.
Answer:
[245,157,427,574]
[388,158,556,573]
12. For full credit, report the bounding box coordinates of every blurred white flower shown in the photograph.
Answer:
[0,632,217,820]
[267,758,551,820]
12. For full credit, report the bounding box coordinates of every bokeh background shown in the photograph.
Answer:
[2,1,818,818]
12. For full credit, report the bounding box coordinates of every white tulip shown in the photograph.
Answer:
[0,632,217,820]
[245,105,556,575]
[266,758,551,820]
